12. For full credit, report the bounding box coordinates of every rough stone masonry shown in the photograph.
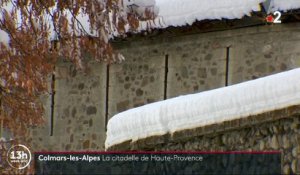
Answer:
[29,22,300,169]
[107,106,300,174]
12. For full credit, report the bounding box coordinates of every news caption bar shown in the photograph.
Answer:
[34,151,281,174]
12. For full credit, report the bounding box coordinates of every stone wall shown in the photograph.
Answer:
[107,106,300,174]
[30,59,107,151]
[29,23,300,151]
[108,47,165,119]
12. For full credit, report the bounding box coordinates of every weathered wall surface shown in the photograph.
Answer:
[228,26,300,84]
[29,23,300,151]
[30,59,107,151]
[108,106,300,174]
[166,38,226,98]
[109,47,165,119]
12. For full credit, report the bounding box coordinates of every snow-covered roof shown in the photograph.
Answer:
[71,0,300,35]
[105,68,300,149]
[1,0,300,45]
[139,0,264,29]
[271,0,300,12]
[137,0,300,29]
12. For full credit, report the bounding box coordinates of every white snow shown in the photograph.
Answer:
[0,29,9,46]
[0,137,7,142]
[105,68,300,149]
[2,0,300,42]
[0,2,12,45]
[138,0,264,29]
[133,0,300,30]
[271,0,300,12]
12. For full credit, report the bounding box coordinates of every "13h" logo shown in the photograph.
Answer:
[7,144,31,169]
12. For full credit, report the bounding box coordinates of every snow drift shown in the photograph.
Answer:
[106,68,300,149]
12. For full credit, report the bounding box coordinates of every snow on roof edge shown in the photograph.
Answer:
[271,0,300,12]
[137,0,264,31]
[105,68,300,149]
[2,0,300,43]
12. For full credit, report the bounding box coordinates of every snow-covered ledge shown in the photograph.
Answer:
[105,68,300,149]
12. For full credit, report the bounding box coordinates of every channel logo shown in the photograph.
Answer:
[7,144,31,169]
